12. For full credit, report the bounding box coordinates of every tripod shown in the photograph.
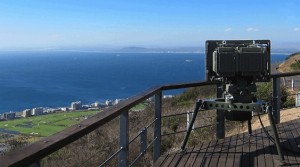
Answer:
[181,99,285,165]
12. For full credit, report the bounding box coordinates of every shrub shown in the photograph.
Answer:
[282,96,295,108]
[255,82,289,108]
[172,85,216,106]
[290,59,300,71]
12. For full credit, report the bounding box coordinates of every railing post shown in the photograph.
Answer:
[119,111,129,167]
[186,111,194,131]
[140,128,147,155]
[153,92,162,162]
[272,77,281,124]
[216,83,225,139]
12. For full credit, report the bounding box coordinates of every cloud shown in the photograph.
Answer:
[224,28,231,32]
[246,27,259,32]
[294,27,300,31]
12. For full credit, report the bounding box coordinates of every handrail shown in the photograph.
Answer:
[1,71,300,167]
[0,80,213,167]
[0,85,162,167]
[161,80,214,90]
[270,71,300,78]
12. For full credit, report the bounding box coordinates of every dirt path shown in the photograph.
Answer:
[247,108,300,132]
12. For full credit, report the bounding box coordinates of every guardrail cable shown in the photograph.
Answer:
[129,137,157,167]
[77,137,119,167]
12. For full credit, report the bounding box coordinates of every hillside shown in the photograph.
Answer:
[1,83,297,166]
[277,52,300,72]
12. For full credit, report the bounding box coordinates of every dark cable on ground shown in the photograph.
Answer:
[257,109,300,155]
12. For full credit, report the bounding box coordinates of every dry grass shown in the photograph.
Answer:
[249,107,300,132]
[278,53,300,72]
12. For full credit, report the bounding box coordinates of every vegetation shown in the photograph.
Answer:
[285,52,300,60]
[255,82,294,108]
[290,59,300,71]
[28,85,219,166]
[1,83,296,166]
[130,102,148,111]
[278,52,300,72]
[0,110,100,137]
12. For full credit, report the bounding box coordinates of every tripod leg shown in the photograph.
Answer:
[247,119,252,135]
[267,106,285,165]
[181,100,202,151]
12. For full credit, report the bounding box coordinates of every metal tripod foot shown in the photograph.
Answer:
[267,106,285,165]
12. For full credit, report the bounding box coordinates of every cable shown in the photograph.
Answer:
[235,121,261,146]
[78,137,119,167]
[257,108,300,155]
[257,110,274,141]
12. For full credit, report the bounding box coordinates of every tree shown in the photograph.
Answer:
[255,82,291,108]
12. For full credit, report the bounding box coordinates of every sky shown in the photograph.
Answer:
[0,0,300,50]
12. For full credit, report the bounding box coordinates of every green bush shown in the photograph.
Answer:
[290,59,300,71]
[255,82,289,108]
[173,85,216,106]
[282,96,295,108]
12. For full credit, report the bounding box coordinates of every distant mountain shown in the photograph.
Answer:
[116,46,203,53]
[117,47,151,53]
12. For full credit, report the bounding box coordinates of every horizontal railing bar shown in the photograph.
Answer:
[129,131,143,145]
[78,137,119,167]
[270,71,300,78]
[129,137,156,167]
[3,71,300,167]
[161,80,213,90]
[98,147,123,167]
[162,112,194,118]
[161,130,187,137]
[0,86,162,167]
[129,119,157,144]
[161,124,216,137]
[162,112,216,120]
[145,118,157,129]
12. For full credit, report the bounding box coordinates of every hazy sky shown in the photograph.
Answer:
[0,0,300,50]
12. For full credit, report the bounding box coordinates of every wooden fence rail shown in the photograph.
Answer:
[1,71,300,167]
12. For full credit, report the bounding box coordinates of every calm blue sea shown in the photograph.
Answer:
[0,52,288,113]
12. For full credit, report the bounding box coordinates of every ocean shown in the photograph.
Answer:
[0,52,288,113]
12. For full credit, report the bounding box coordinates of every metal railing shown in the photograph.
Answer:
[1,71,300,167]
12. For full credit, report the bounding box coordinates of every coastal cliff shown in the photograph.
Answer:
[277,52,300,72]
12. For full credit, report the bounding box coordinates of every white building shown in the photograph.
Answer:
[114,99,124,105]
[22,109,31,117]
[91,102,101,108]
[163,95,174,99]
[32,107,43,116]
[2,112,16,120]
[71,101,82,111]
[105,100,112,106]
[61,107,69,112]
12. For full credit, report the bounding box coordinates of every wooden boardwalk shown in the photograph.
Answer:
[155,118,300,167]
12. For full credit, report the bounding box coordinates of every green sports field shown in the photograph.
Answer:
[0,110,100,137]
